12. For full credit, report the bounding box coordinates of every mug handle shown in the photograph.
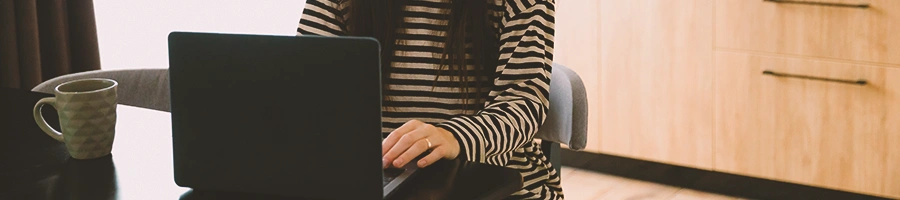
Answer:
[33,97,65,142]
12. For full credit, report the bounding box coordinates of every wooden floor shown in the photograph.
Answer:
[560,166,746,200]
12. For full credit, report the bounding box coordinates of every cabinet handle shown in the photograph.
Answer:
[762,70,867,85]
[763,0,870,8]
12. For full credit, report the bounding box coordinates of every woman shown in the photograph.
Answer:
[297,0,560,199]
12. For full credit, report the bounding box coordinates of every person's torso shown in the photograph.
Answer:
[380,0,505,136]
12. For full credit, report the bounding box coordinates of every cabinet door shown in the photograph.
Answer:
[715,51,900,198]
[599,0,715,169]
[716,0,900,65]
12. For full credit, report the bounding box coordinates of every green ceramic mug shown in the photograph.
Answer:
[33,78,118,159]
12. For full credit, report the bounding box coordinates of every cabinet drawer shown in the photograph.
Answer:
[714,51,900,198]
[716,0,900,65]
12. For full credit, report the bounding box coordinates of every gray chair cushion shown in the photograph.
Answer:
[32,69,170,112]
[535,63,588,150]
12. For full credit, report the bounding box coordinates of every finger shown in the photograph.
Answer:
[382,134,400,156]
[382,120,423,155]
[383,128,428,167]
[393,137,431,168]
[394,120,423,134]
[417,147,444,168]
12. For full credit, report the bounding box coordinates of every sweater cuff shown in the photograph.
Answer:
[436,118,483,163]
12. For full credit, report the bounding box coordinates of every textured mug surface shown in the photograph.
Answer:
[33,78,118,159]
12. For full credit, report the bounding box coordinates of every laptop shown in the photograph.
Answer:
[168,32,418,199]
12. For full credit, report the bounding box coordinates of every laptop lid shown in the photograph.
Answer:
[168,32,383,199]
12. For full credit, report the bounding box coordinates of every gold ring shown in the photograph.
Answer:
[425,138,433,149]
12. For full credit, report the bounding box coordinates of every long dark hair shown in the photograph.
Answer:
[344,0,499,107]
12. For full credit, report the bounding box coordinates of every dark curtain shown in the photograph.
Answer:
[0,0,101,90]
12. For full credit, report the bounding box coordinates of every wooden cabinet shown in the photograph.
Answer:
[716,0,900,65]
[714,0,900,197]
[714,51,900,197]
[554,0,899,197]
[597,0,715,169]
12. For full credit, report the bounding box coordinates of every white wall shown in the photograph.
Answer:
[93,0,306,70]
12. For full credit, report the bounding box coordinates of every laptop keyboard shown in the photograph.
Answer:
[383,168,405,186]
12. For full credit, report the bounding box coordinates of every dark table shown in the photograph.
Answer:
[0,87,523,200]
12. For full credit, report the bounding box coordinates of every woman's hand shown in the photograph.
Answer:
[382,120,460,168]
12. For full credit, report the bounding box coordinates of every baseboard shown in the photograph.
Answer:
[560,149,893,200]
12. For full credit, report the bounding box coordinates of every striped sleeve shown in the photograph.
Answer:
[296,0,346,36]
[436,0,555,163]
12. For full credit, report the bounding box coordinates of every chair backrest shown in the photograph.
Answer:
[32,69,170,112]
[535,63,588,150]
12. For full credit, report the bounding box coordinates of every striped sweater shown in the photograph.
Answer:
[297,0,561,199]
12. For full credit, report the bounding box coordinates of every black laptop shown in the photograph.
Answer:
[168,32,418,199]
